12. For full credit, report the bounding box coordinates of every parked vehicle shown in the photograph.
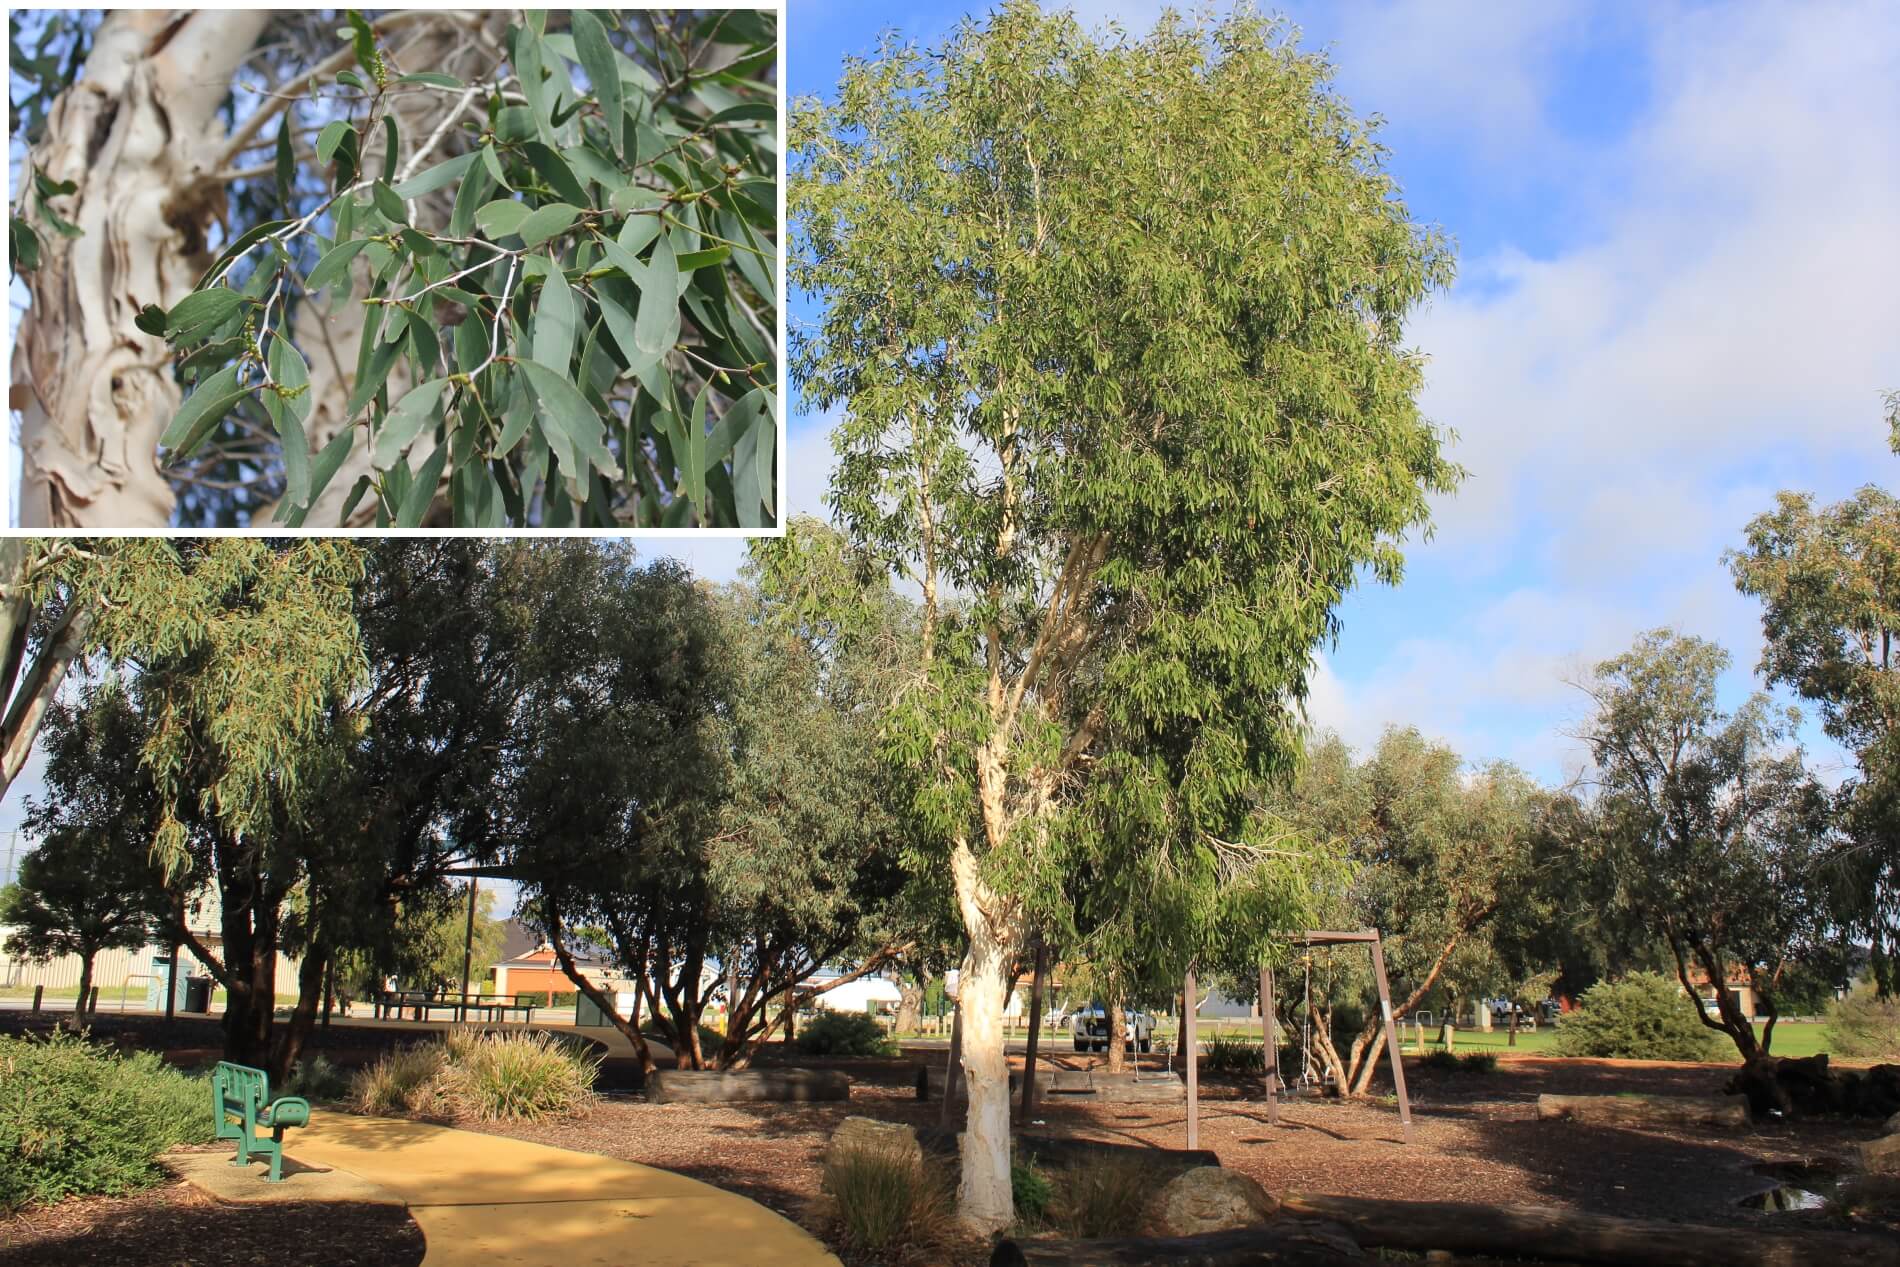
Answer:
[1070,1002,1155,1053]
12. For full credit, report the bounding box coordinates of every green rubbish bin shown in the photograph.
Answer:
[575,994,609,1027]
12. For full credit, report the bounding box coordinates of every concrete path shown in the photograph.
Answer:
[284,1113,840,1267]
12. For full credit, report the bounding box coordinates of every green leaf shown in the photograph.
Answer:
[337,69,367,91]
[284,428,356,527]
[703,386,760,470]
[480,142,514,193]
[733,391,774,529]
[609,185,664,216]
[633,235,680,355]
[10,218,42,273]
[159,364,248,457]
[196,219,292,289]
[263,336,313,509]
[518,358,621,485]
[676,246,730,272]
[493,368,534,457]
[167,286,246,341]
[274,109,296,209]
[345,337,401,420]
[346,10,377,74]
[397,443,448,527]
[570,10,624,159]
[707,103,776,127]
[684,380,708,515]
[475,199,531,239]
[518,202,581,248]
[305,237,371,293]
[533,266,578,370]
[317,120,354,167]
[391,149,479,199]
[381,115,400,182]
[133,304,168,338]
[398,72,463,89]
[521,142,590,208]
[372,377,450,470]
[372,181,408,225]
[449,162,493,239]
[515,27,555,146]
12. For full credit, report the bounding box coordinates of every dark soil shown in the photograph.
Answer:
[0,1180,425,1267]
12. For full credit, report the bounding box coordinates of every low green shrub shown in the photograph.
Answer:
[0,1029,212,1210]
[349,1028,598,1122]
[281,1053,350,1101]
[823,1147,954,1252]
[1200,1032,1265,1074]
[508,991,578,1009]
[1418,1049,1500,1074]
[1012,1156,1054,1225]
[796,1010,896,1057]
[1552,972,1727,1062]
[1459,1051,1499,1074]
[641,1022,726,1058]
[1824,984,1900,1060]
[1053,1154,1159,1239]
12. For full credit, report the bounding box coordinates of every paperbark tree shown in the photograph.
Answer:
[791,3,1456,1231]
[11,8,779,529]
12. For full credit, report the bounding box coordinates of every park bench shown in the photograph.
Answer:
[376,989,538,1023]
[212,1061,310,1182]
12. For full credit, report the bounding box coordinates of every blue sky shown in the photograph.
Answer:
[674,0,1900,788]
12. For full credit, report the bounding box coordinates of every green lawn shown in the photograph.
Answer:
[1178,1016,1835,1062]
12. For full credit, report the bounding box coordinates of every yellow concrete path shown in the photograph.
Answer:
[290,1114,840,1267]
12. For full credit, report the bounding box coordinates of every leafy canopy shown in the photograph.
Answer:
[112,9,778,528]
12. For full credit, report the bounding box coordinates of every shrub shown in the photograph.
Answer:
[1418,1049,1500,1075]
[1459,1051,1499,1074]
[641,1022,726,1059]
[796,1010,896,1057]
[509,991,578,1009]
[1418,1048,1460,1073]
[1053,1154,1160,1239]
[348,1028,599,1122]
[824,1148,954,1252]
[1200,1032,1265,1074]
[281,1053,350,1102]
[1553,972,1727,1062]
[0,1029,212,1210]
[1012,1156,1054,1225]
[1824,985,1900,1060]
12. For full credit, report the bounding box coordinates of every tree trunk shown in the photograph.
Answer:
[951,838,1022,1235]
[269,942,327,1085]
[74,949,96,1022]
[1018,937,1048,1126]
[1106,997,1127,1074]
[896,976,925,1035]
[14,11,273,527]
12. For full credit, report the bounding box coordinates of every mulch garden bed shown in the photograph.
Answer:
[0,1179,425,1267]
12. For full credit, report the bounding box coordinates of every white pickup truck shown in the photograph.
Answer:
[1069,1002,1155,1053]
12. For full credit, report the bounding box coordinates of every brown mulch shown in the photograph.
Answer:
[459,1048,1897,1264]
[0,1179,425,1267]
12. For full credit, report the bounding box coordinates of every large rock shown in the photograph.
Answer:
[1145,1166,1278,1236]
[646,1068,850,1104]
[826,1116,923,1173]
[1860,1131,1900,1176]
[1884,1109,1900,1136]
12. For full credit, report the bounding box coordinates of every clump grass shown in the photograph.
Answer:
[281,1053,350,1101]
[1200,1031,1265,1074]
[1012,1155,1054,1226]
[823,1147,955,1253]
[349,1028,599,1122]
[1418,1048,1498,1074]
[1824,984,1900,1060]
[1052,1153,1161,1239]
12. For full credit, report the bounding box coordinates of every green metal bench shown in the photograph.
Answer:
[212,1061,310,1182]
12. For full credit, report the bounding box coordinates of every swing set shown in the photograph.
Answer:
[1256,930,1412,1142]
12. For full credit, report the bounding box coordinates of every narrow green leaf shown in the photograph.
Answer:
[521,142,590,208]
[390,150,479,199]
[345,10,377,74]
[475,199,530,239]
[518,358,621,484]
[397,72,463,89]
[284,428,356,527]
[398,443,448,526]
[196,219,292,289]
[263,336,313,508]
[609,185,664,217]
[493,367,534,457]
[676,246,730,272]
[167,287,246,341]
[381,115,399,182]
[317,120,353,167]
[480,142,514,192]
[372,181,408,225]
[274,109,295,209]
[706,102,776,127]
[633,235,679,355]
[703,387,759,470]
[133,304,168,337]
[518,201,580,248]
[346,337,400,420]
[733,391,774,528]
[372,377,450,469]
[449,163,493,239]
[515,27,555,145]
[533,266,578,370]
[570,10,623,159]
[305,238,371,293]
[159,364,247,456]
[685,381,708,514]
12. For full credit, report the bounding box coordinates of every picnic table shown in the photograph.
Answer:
[375,988,538,1023]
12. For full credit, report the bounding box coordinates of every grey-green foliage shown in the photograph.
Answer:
[1824,982,1900,1059]
[1552,971,1728,1062]
[0,1030,213,1211]
[150,9,778,528]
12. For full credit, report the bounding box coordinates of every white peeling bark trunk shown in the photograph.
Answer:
[14,10,272,527]
[951,840,1021,1235]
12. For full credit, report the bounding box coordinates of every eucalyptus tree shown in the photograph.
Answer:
[1730,459,1900,994]
[791,3,1457,1229]
[11,8,777,528]
[1573,630,1836,1060]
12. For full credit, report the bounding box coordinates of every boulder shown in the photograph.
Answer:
[1860,1131,1900,1176]
[1885,1109,1900,1136]
[1145,1166,1278,1237]
[826,1116,923,1173]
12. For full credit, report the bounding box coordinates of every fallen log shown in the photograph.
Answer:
[990,1218,1367,1266]
[1281,1193,1900,1267]
[1535,1092,1747,1129]
[646,1069,850,1104]
[1017,1135,1220,1176]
